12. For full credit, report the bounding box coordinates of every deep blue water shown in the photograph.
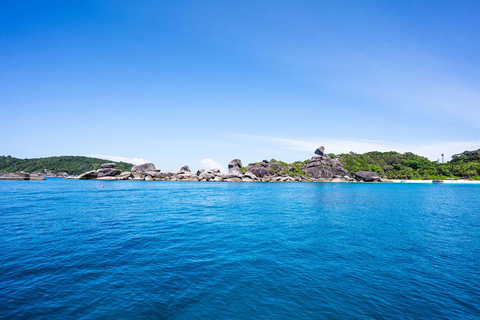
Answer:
[1,179,480,319]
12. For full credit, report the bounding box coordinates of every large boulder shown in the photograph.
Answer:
[354,171,382,182]
[96,168,121,177]
[244,171,257,180]
[131,163,157,173]
[145,171,164,178]
[228,159,243,169]
[225,168,243,179]
[101,163,116,169]
[315,146,325,156]
[78,170,97,180]
[131,172,146,180]
[118,172,132,180]
[199,171,215,180]
[178,165,191,174]
[247,165,270,178]
[305,164,335,180]
[302,153,351,180]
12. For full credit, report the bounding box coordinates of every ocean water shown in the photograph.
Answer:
[1,179,479,319]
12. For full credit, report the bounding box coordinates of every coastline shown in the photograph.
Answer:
[390,179,480,184]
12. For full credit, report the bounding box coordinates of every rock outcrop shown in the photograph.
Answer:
[303,154,351,180]
[97,168,121,177]
[78,170,97,180]
[38,169,68,177]
[247,164,270,178]
[131,163,157,173]
[228,159,243,170]
[0,172,45,180]
[315,146,325,156]
[354,171,382,182]
[72,148,385,183]
[178,165,191,174]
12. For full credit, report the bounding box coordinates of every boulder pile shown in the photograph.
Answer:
[73,146,385,183]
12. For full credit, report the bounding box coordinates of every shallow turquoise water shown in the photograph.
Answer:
[1,179,479,319]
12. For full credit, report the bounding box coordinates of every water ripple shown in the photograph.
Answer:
[1,179,480,319]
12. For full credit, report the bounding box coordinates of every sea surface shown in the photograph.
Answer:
[1,179,479,319]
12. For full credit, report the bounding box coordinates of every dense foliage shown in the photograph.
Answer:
[0,156,133,175]
[338,149,480,180]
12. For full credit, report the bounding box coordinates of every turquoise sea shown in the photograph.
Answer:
[1,179,479,319]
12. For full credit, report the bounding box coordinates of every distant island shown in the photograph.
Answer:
[1,147,479,182]
[0,156,133,176]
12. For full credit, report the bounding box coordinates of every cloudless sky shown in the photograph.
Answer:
[1,0,479,171]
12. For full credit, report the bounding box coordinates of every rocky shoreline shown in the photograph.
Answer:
[68,146,385,183]
[0,172,46,180]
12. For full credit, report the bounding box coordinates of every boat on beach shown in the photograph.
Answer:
[432,180,444,184]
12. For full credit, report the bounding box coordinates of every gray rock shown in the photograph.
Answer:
[228,159,243,169]
[304,163,334,180]
[199,172,214,180]
[208,168,221,174]
[131,172,146,180]
[225,168,243,178]
[178,165,191,174]
[96,168,121,177]
[118,172,132,180]
[78,171,97,180]
[101,163,116,169]
[131,163,157,173]
[145,171,164,178]
[354,171,382,182]
[197,169,205,175]
[244,171,257,180]
[177,172,196,179]
[247,165,270,178]
[315,146,325,156]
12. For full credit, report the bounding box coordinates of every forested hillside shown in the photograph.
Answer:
[0,156,133,175]
[337,149,480,180]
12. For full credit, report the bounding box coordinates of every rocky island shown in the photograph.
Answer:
[0,172,46,180]
[2,147,478,182]
[71,146,383,183]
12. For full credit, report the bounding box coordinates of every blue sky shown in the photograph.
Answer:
[1,1,479,171]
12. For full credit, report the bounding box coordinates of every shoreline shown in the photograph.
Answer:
[390,179,480,184]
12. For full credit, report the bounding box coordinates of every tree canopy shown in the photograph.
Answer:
[338,150,480,180]
[0,156,133,175]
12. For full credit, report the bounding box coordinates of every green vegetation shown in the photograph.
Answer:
[262,159,310,178]
[338,149,480,180]
[0,156,133,175]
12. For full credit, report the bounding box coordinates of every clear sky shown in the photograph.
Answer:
[1,1,479,171]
